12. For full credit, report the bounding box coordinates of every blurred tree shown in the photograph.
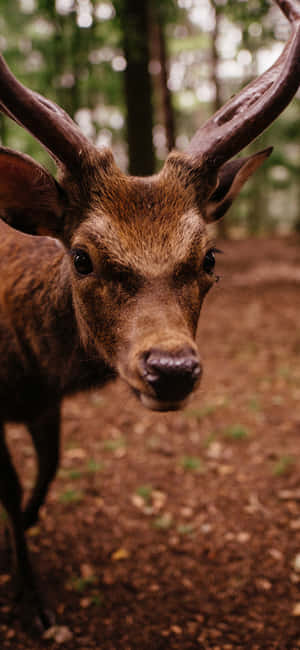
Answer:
[0,0,298,234]
[115,0,155,175]
[150,1,177,153]
[209,0,228,238]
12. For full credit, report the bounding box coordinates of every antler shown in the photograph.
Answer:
[187,0,300,169]
[0,55,94,169]
[0,0,299,172]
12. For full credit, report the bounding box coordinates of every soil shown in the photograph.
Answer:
[1,236,300,650]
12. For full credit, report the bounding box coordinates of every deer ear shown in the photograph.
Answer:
[0,148,65,236]
[204,147,272,223]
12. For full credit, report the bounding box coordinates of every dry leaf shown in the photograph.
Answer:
[65,447,87,460]
[80,563,94,579]
[111,548,130,561]
[80,597,92,609]
[131,494,145,509]
[293,554,300,572]
[292,603,300,616]
[44,625,73,643]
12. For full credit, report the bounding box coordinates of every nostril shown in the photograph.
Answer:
[142,348,202,402]
[144,351,200,377]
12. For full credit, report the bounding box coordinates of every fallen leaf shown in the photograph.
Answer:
[27,526,40,537]
[278,489,300,501]
[293,554,300,572]
[256,578,272,591]
[80,597,92,608]
[44,625,73,643]
[111,548,130,561]
[237,531,250,543]
[131,494,145,510]
[292,603,300,616]
[65,447,87,460]
[269,548,283,561]
[152,490,167,512]
[206,441,223,459]
[80,563,95,579]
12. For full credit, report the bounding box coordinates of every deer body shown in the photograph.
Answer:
[0,0,299,631]
[0,221,114,424]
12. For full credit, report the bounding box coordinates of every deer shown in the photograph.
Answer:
[0,0,299,632]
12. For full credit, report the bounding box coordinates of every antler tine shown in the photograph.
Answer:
[187,0,300,169]
[0,54,93,169]
[276,0,300,21]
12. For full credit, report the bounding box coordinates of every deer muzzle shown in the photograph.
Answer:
[136,346,202,411]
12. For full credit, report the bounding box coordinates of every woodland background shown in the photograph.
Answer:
[0,0,299,236]
[1,3,300,649]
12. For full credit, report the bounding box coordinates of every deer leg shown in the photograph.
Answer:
[22,405,60,531]
[0,424,54,630]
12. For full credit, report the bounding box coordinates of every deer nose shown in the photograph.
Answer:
[142,348,202,402]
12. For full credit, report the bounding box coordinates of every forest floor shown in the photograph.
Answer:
[1,236,300,650]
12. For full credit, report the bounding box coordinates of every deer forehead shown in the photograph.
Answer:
[75,207,207,276]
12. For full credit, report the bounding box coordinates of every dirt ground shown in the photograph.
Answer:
[1,236,300,649]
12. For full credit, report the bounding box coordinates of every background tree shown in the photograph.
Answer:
[0,0,299,234]
[115,0,154,175]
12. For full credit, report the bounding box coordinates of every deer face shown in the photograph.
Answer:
[0,0,299,409]
[67,156,216,410]
[0,147,271,410]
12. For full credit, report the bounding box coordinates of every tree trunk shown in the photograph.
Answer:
[210,2,228,238]
[149,10,176,153]
[119,0,155,175]
[158,21,175,152]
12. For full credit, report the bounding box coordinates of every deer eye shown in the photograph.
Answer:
[203,248,216,275]
[72,249,93,276]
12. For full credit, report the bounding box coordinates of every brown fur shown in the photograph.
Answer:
[0,143,270,628]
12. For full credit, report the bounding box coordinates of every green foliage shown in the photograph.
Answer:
[272,455,295,477]
[136,484,153,503]
[59,488,84,503]
[0,0,299,232]
[180,456,205,472]
[69,573,98,593]
[177,523,195,536]
[152,513,173,530]
[220,0,270,26]
[224,425,249,440]
[103,436,126,451]
[86,458,104,473]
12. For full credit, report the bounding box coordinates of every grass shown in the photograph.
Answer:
[136,484,153,504]
[272,455,295,477]
[103,437,126,451]
[59,489,84,504]
[177,523,195,536]
[224,425,249,440]
[203,432,218,448]
[59,458,104,481]
[70,575,97,592]
[278,366,294,382]
[248,395,261,412]
[90,594,103,607]
[86,458,104,473]
[184,404,218,420]
[180,456,205,472]
[67,469,83,480]
[153,513,173,530]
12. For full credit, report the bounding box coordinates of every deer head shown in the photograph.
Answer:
[0,0,299,411]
